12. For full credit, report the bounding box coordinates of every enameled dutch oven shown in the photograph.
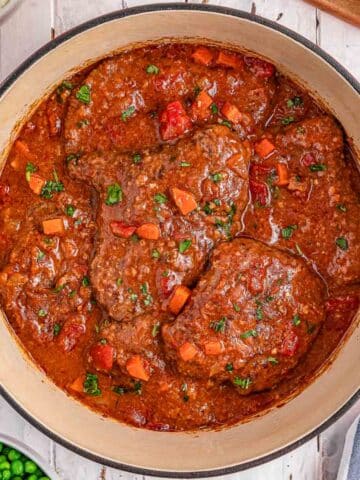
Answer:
[0,4,359,477]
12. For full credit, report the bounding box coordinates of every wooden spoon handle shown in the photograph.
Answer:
[305,0,360,26]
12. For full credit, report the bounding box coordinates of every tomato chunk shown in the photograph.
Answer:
[110,221,137,238]
[244,56,275,78]
[326,295,359,312]
[192,47,213,66]
[250,179,269,206]
[301,152,316,167]
[159,101,192,140]
[280,330,299,356]
[90,343,115,372]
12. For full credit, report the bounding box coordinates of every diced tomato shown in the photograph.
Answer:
[110,221,137,238]
[159,101,192,140]
[216,51,243,69]
[0,183,10,206]
[90,343,115,372]
[192,47,213,66]
[280,330,299,356]
[249,179,269,206]
[244,56,275,78]
[326,295,359,312]
[250,163,273,178]
[59,319,86,352]
[301,152,316,167]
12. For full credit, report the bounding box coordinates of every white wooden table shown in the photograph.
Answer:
[0,1,359,479]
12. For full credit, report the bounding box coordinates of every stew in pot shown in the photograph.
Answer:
[0,43,359,431]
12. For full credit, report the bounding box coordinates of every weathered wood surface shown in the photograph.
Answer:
[0,1,359,479]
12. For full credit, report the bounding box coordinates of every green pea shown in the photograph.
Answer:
[11,460,24,476]
[2,449,9,456]
[1,470,11,480]
[12,477,22,480]
[25,460,38,473]
[0,457,5,464]
[39,477,51,480]
[8,449,21,461]
[0,462,10,471]
[27,475,38,480]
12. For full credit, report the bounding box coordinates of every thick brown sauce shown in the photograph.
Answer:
[0,43,359,431]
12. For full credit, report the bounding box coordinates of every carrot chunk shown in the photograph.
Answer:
[28,174,45,195]
[126,355,150,381]
[42,218,65,235]
[191,90,213,120]
[221,102,242,124]
[276,163,289,186]
[171,187,197,215]
[179,342,198,361]
[192,47,213,66]
[216,51,242,69]
[136,223,160,240]
[14,140,36,160]
[204,341,223,356]
[110,221,137,238]
[70,375,84,393]
[255,138,275,158]
[169,285,191,314]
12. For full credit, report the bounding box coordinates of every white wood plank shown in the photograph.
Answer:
[317,9,360,81]
[0,0,52,80]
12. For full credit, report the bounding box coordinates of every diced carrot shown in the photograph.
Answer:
[191,90,213,120]
[28,174,45,195]
[221,102,242,124]
[110,221,137,238]
[276,163,289,186]
[126,355,150,381]
[192,47,213,66]
[70,375,84,393]
[254,138,275,158]
[179,342,198,361]
[159,382,170,393]
[171,187,197,215]
[216,51,242,69]
[42,218,65,235]
[169,285,191,314]
[204,341,223,356]
[14,140,35,160]
[136,223,160,240]
[10,158,20,170]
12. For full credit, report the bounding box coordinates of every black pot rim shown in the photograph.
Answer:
[0,3,359,477]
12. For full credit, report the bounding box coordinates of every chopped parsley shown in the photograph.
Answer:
[83,372,101,396]
[134,381,142,395]
[154,192,168,204]
[133,153,142,164]
[37,250,45,261]
[210,172,223,183]
[286,96,303,108]
[281,116,295,126]
[221,120,232,129]
[65,204,76,217]
[336,203,347,213]
[38,309,47,317]
[105,183,122,206]
[25,162,37,181]
[140,283,153,306]
[76,85,91,104]
[112,386,126,395]
[66,153,81,165]
[53,284,66,294]
[267,356,279,365]
[210,103,219,114]
[82,276,90,287]
[116,278,123,287]
[292,314,301,326]
[53,323,61,336]
[151,249,161,259]
[40,174,64,199]
[309,164,327,172]
[180,161,191,167]
[336,237,348,251]
[179,239,192,254]
[129,292,138,303]
[121,105,135,122]
[240,329,257,339]
[281,224,297,239]
[76,119,90,128]
[152,322,160,337]
[146,64,159,74]
[233,377,252,389]
[225,363,234,372]
[233,303,240,312]
[203,202,214,215]
[255,305,263,321]
[210,317,227,333]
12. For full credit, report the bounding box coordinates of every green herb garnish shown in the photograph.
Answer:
[179,239,192,254]
[83,373,101,396]
[65,204,76,217]
[154,193,168,204]
[76,85,91,104]
[336,237,348,251]
[105,183,123,206]
[241,329,257,339]
[25,162,37,181]
[281,224,297,239]
[121,105,135,122]
[233,377,252,389]
[210,317,227,333]
[146,64,159,74]
[309,164,327,172]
